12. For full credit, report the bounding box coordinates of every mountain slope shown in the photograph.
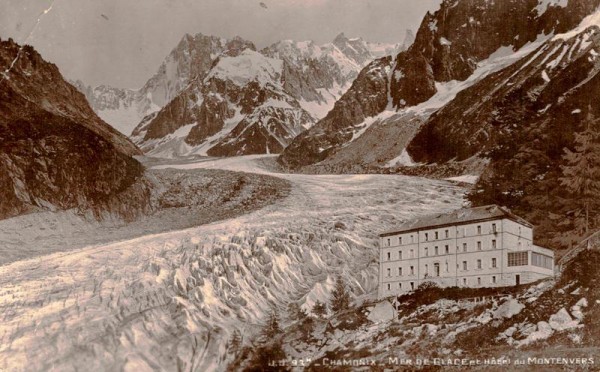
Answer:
[279,0,600,169]
[75,34,256,135]
[405,16,600,247]
[0,39,149,220]
[131,50,315,157]
[132,33,406,158]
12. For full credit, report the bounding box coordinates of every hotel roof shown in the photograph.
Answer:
[380,205,533,237]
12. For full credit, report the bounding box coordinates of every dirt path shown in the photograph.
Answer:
[0,155,467,371]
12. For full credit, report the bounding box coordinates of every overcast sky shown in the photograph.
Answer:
[1,0,442,89]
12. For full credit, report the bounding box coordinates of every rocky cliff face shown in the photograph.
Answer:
[131,33,405,158]
[132,50,315,157]
[407,17,600,247]
[0,39,150,221]
[279,0,600,169]
[280,57,394,167]
[75,34,256,135]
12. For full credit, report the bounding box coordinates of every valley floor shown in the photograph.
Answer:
[0,155,467,371]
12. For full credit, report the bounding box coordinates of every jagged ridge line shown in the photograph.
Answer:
[1,0,57,85]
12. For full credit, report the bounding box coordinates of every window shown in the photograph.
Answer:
[425,233,429,241]
[434,263,440,277]
[532,252,553,269]
[477,225,482,234]
[445,229,449,238]
[492,240,497,249]
[445,261,449,272]
[399,251,403,260]
[477,241,482,251]
[492,276,497,284]
[387,238,391,246]
[410,282,415,290]
[463,261,468,271]
[387,283,391,290]
[477,259,482,269]
[508,251,528,267]
[492,257,497,268]
[425,247,429,257]
[387,268,391,277]
[519,226,522,235]
[399,283,402,289]
[518,242,522,249]
[410,249,414,258]
[410,266,414,275]
[398,267,403,276]
[435,246,439,255]
[387,252,391,261]
[425,264,428,275]
[477,277,481,286]
[463,243,468,252]
[435,231,439,240]
[399,237,403,245]
[445,245,449,254]
[463,278,467,286]
[492,223,497,233]
[411,235,414,243]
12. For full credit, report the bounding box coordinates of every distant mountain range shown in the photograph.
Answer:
[74,31,414,157]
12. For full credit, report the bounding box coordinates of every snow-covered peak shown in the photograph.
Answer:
[205,49,283,87]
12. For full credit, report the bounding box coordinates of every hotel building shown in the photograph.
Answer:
[378,205,555,298]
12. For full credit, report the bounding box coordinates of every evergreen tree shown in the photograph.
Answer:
[300,316,315,340]
[560,110,600,234]
[262,310,282,339]
[312,300,327,318]
[330,276,351,313]
[228,329,243,354]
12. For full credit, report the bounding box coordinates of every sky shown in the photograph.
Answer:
[1,0,442,89]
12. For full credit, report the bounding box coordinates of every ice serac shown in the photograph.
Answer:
[75,34,256,136]
[132,33,404,158]
[406,15,600,247]
[279,0,600,169]
[0,39,150,221]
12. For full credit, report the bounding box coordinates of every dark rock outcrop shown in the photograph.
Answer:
[0,39,150,220]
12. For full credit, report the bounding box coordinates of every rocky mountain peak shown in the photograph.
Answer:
[0,38,149,220]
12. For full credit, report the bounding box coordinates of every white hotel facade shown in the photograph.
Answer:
[378,205,555,298]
